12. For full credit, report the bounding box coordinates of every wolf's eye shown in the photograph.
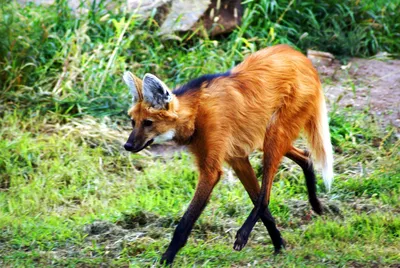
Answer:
[143,119,153,127]
[131,120,135,128]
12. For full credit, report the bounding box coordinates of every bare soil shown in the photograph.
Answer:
[319,57,400,130]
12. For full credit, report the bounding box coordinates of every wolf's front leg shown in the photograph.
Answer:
[160,168,221,265]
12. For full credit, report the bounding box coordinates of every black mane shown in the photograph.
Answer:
[173,71,231,96]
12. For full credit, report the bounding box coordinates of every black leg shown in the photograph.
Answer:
[160,172,220,265]
[286,149,323,215]
[229,157,284,251]
[261,206,285,253]
[233,152,284,252]
[231,146,322,252]
[303,160,323,215]
[233,204,261,251]
[234,203,284,252]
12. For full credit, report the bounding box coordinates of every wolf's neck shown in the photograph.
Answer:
[173,92,201,145]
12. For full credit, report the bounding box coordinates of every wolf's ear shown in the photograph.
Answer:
[123,71,143,103]
[142,73,173,109]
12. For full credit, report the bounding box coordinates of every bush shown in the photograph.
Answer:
[243,0,400,56]
[0,0,399,117]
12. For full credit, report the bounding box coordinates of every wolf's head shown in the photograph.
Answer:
[122,72,178,152]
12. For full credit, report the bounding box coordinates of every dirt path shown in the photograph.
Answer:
[319,57,400,130]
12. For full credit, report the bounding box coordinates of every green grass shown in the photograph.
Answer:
[1,107,399,266]
[1,0,400,267]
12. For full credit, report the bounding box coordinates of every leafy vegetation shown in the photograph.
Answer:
[244,0,400,56]
[1,0,399,117]
[0,0,399,267]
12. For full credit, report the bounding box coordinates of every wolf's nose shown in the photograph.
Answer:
[124,142,134,151]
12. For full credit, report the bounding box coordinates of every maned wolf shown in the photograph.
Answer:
[123,44,333,265]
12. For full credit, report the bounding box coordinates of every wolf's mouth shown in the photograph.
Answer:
[131,139,154,153]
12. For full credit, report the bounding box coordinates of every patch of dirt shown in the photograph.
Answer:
[284,197,398,227]
[346,198,398,214]
[115,211,160,229]
[285,199,342,224]
[77,215,234,258]
[319,57,400,129]
[84,220,129,237]
[83,220,147,257]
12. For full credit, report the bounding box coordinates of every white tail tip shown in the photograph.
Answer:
[322,162,334,191]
